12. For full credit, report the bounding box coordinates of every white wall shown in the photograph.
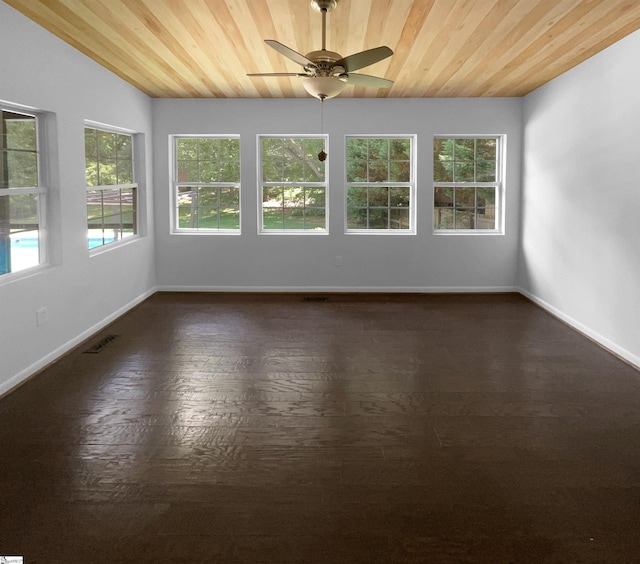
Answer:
[520,30,640,367]
[0,2,156,394]
[153,97,522,292]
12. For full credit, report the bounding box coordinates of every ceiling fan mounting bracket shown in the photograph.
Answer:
[311,0,337,13]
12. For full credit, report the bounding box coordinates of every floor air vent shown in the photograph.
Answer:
[303,296,328,302]
[83,334,120,354]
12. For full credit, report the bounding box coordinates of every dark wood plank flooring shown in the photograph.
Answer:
[1,292,640,563]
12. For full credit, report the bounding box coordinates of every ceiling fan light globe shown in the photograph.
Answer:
[303,77,346,99]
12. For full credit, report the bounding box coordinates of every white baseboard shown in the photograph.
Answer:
[156,284,520,294]
[519,288,640,371]
[0,288,157,398]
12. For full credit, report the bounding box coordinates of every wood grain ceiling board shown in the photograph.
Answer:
[5,0,640,98]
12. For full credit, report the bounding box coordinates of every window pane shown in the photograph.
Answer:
[177,159,198,182]
[454,138,475,157]
[347,186,368,207]
[263,186,283,206]
[220,187,240,208]
[368,187,388,207]
[390,208,410,230]
[476,207,496,230]
[434,208,454,230]
[198,187,218,207]
[220,138,239,160]
[263,208,283,229]
[368,160,388,182]
[305,187,325,207]
[346,159,367,182]
[434,187,453,208]
[98,130,116,159]
[177,138,198,160]
[198,138,217,160]
[476,159,496,182]
[0,194,40,274]
[390,138,411,160]
[369,208,389,229]
[434,138,453,161]
[368,138,388,160]
[454,160,475,182]
[347,208,367,229]
[197,208,219,229]
[5,151,38,187]
[304,208,326,230]
[116,134,132,159]
[455,187,475,207]
[87,190,104,223]
[303,156,324,182]
[284,187,305,208]
[99,159,118,185]
[390,187,410,207]
[220,209,240,229]
[476,138,496,160]
[199,161,219,183]
[455,209,475,229]
[390,161,410,182]
[283,208,304,229]
[2,112,39,189]
[117,158,133,185]
[4,112,37,151]
[477,187,496,207]
[346,138,368,182]
[220,160,240,182]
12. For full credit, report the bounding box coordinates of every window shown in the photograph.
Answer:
[260,136,327,232]
[84,125,138,249]
[173,136,240,232]
[433,137,502,232]
[346,136,414,232]
[0,107,44,276]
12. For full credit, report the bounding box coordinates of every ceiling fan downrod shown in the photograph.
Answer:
[311,0,337,51]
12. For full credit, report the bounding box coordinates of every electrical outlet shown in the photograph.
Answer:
[36,307,48,326]
[335,255,343,266]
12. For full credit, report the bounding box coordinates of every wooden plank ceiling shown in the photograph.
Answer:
[6,0,640,98]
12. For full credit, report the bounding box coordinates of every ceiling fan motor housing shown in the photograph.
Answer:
[304,50,345,76]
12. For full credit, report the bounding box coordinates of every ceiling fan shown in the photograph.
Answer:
[247,0,394,101]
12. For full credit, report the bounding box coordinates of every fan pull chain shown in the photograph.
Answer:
[318,99,327,161]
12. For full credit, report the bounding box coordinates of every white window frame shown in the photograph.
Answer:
[433,135,505,235]
[0,103,48,280]
[258,134,329,235]
[84,121,139,252]
[171,135,241,235]
[345,135,417,235]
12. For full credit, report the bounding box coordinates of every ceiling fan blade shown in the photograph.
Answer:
[265,40,317,69]
[336,46,393,73]
[343,73,394,89]
[247,73,309,77]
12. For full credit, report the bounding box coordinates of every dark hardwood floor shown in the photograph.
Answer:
[1,292,639,563]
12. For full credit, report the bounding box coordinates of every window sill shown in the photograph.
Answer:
[345,230,416,235]
[172,230,241,236]
[0,263,50,286]
[433,230,504,236]
[89,235,141,256]
[259,230,328,235]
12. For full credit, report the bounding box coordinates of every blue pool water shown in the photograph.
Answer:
[13,237,114,249]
